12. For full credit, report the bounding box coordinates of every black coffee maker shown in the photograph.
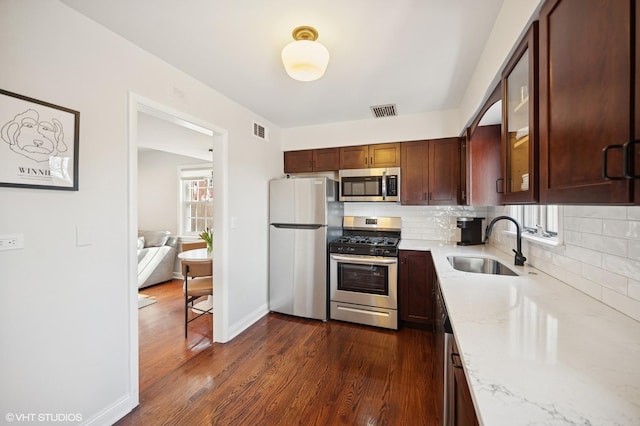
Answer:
[456,217,484,245]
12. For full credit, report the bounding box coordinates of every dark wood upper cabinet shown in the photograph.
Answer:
[469,124,502,206]
[284,148,339,173]
[500,21,538,204]
[401,138,460,205]
[370,143,401,167]
[465,82,502,206]
[339,143,400,169]
[401,140,429,205]
[284,150,313,173]
[539,0,633,203]
[429,138,461,205]
[312,148,340,171]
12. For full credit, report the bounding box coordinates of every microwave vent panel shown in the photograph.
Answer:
[253,121,269,141]
[370,104,397,118]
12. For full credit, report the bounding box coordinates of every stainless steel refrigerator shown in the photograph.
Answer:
[269,177,343,320]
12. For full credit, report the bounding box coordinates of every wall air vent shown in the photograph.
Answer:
[370,104,398,118]
[253,121,269,141]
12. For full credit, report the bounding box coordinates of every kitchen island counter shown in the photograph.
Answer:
[399,239,640,425]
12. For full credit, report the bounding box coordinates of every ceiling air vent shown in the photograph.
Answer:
[370,104,398,118]
[253,121,269,141]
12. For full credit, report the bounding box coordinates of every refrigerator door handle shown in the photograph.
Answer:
[272,223,324,230]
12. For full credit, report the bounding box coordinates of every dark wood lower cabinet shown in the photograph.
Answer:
[451,339,480,426]
[399,250,436,327]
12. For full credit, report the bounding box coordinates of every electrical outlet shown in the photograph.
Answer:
[0,234,24,251]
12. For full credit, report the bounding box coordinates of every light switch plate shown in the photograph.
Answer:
[0,234,24,251]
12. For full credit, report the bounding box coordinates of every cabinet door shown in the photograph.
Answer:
[636,0,640,204]
[339,145,369,169]
[429,138,460,205]
[539,0,632,203]
[399,250,435,326]
[401,141,429,205]
[501,22,538,204]
[451,340,480,426]
[469,125,501,206]
[313,148,339,172]
[284,150,313,173]
[370,143,401,167]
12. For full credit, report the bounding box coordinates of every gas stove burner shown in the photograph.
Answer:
[331,216,402,257]
[334,236,399,246]
[330,235,400,256]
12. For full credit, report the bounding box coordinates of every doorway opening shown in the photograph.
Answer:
[127,93,229,404]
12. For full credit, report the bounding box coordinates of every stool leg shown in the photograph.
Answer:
[184,268,189,339]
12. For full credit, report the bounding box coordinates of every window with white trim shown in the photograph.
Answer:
[179,166,213,236]
[509,205,560,243]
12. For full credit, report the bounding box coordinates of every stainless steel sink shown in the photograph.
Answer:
[447,256,519,276]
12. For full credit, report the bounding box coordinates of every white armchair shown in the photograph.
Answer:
[137,230,178,289]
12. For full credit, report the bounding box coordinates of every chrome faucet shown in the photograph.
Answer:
[483,215,527,266]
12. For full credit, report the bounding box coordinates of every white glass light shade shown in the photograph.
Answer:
[281,40,330,82]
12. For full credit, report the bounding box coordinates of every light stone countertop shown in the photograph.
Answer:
[399,239,640,426]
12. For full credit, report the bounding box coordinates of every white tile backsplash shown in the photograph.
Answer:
[343,203,487,242]
[629,279,640,302]
[488,205,640,322]
[345,202,640,322]
[581,233,628,257]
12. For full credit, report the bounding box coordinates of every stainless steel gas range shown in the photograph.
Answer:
[329,216,401,330]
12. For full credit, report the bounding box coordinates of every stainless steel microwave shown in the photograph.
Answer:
[339,167,400,202]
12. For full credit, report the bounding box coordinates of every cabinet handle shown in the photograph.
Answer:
[602,144,625,180]
[370,156,373,165]
[451,353,463,369]
[365,156,368,165]
[623,140,640,179]
[495,178,504,194]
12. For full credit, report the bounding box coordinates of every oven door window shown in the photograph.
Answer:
[337,263,389,295]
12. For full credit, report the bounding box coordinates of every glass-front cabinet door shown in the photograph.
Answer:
[501,22,538,203]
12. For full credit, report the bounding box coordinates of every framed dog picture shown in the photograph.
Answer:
[0,89,79,191]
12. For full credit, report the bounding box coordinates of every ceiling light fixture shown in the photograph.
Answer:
[281,26,329,82]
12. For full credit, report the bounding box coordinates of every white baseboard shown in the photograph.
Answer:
[227,303,269,342]
[83,393,137,426]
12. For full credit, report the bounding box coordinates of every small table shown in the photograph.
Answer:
[178,248,212,261]
[178,248,213,313]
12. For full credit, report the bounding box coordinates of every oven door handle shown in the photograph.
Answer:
[330,255,397,265]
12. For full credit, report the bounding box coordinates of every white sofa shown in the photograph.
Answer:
[137,230,178,289]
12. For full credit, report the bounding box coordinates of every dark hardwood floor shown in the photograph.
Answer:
[118,280,440,425]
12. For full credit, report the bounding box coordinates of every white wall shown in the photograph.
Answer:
[282,0,543,151]
[486,206,640,322]
[0,1,282,424]
[137,150,204,235]
[282,109,461,150]
[458,0,543,130]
